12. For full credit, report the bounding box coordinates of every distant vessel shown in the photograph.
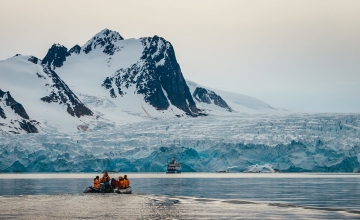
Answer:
[166,157,181,173]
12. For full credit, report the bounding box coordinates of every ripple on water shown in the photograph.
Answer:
[1,194,358,219]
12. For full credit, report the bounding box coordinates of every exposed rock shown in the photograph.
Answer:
[36,73,46,79]
[69,45,81,54]
[83,28,124,55]
[0,89,30,119]
[142,36,199,115]
[19,120,39,133]
[41,44,69,69]
[0,106,5,119]
[102,36,200,116]
[0,88,39,133]
[193,87,232,112]
[40,67,93,118]
[28,56,39,64]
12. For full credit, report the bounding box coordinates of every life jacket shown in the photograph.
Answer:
[94,179,100,188]
[124,179,130,188]
[119,179,125,188]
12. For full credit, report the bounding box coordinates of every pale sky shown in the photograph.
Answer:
[1,0,359,112]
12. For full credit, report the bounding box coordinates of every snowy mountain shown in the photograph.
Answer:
[0,28,274,133]
[0,54,93,133]
[187,80,275,114]
[46,29,202,120]
[3,29,357,173]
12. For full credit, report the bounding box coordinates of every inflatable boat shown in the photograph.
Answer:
[83,183,132,194]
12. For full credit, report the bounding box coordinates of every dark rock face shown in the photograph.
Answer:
[0,106,5,119]
[69,45,81,54]
[102,36,200,116]
[83,44,92,54]
[142,36,199,114]
[0,89,39,133]
[0,89,30,119]
[83,29,124,55]
[36,73,46,79]
[41,44,69,68]
[19,121,39,133]
[193,87,232,112]
[40,66,93,118]
[28,56,39,64]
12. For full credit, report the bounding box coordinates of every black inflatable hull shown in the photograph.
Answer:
[83,186,132,194]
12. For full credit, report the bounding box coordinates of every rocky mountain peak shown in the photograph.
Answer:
[102,35,201,116]
[41,44,69,69]
[97,28,124,41]
[83,28,124,55]
[69,45,81,54]
[193,87,232,112]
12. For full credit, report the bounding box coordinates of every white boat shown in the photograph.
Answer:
[166,157,181,173]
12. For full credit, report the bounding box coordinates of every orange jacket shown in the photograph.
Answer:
[124,179,130,188]
[119,180,125,188]
[94,179,100,188]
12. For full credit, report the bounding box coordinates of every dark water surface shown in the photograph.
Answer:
[1,175,359,212]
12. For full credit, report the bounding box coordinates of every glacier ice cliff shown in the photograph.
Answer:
[0,113,359,172]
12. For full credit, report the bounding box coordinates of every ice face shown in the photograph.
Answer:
[0,113,359,172]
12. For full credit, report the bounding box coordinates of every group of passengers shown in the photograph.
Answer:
[93,172,130,191]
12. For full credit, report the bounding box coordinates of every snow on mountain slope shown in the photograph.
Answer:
[0,88,40,134]
[0,28,277,133]
[0,55,93,133]
[186,80,275,114]
[43,28,275,123]
[49,29,201,121]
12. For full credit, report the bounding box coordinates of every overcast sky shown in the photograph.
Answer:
[1,0,359,112]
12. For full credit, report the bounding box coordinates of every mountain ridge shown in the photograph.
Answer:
[0,28,274,134]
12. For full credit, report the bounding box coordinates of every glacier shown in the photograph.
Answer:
[1,113,359,172]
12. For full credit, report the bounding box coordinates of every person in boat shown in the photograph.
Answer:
[111,178,121,189]
[111,178,120,189]
[94,176,100,189]
[118,176,125,188]
[124,175,130,188]
[100,172,110,184]
[100,172,111,192]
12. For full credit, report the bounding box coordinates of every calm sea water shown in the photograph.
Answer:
[0,173,359,213]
